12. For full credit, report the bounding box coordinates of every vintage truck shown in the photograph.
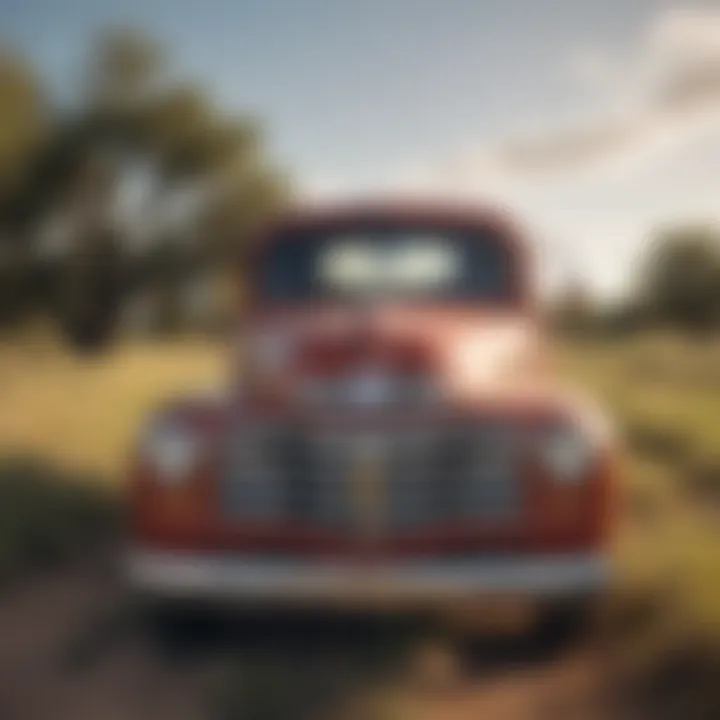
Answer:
[126,201,615,630]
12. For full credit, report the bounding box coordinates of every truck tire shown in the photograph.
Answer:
[534,596,600,654]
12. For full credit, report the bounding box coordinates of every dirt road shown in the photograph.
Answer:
[0,555,642,720]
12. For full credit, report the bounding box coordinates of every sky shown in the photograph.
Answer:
[3,0,720,295]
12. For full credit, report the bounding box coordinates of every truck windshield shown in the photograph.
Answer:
[260,226,516,303]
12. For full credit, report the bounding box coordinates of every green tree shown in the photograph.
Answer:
[0,50,49,327]
[0,28,290,349]
[638,225,720,330]
[0,50,47,209]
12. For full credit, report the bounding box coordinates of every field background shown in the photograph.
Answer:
[0,336,718,640]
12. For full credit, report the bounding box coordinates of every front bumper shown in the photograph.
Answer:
[127,548,610,606]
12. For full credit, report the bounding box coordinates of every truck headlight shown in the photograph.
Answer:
[141,420,201,486]
[540,425,593,484]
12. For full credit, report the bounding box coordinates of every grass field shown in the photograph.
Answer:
[557,337,720,644]
[0,334,718,637]
[0,338,225,482]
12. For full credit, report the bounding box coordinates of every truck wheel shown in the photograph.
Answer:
[534,596,599,654]
[137,598,222,655]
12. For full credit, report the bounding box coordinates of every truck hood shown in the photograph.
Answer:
[244,307,545,403]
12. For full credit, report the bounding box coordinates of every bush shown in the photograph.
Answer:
[0,457,119,581]
[638,225,720,331]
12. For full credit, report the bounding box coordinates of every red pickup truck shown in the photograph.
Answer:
[126,201,615,630]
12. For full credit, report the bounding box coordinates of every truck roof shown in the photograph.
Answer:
[268,198,527,243]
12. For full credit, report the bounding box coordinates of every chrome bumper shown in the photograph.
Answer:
[127,549,610,604]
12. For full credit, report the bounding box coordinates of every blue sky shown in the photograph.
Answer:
[3,0,720,294]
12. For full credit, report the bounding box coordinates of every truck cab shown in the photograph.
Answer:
[127,201,614,615]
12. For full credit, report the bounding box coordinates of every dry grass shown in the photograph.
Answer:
[558,335,720,644]
[0,338,224,483]
[1,333,719,717]
[0,334,718,629]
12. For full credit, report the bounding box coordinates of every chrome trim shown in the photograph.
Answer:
[127,548,610,602]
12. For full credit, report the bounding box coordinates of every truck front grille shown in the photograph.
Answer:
[221,422,523,533]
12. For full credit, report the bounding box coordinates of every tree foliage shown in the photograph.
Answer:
[0,29,290,350]
[638,225,720,330]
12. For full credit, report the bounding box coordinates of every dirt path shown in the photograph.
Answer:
[0,561,632,720]
[0,562,210,720]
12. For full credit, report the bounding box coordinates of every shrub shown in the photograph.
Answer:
[0,457,119,582]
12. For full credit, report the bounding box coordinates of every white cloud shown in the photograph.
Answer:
[393,6,720,193]
[295,6,720,299]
